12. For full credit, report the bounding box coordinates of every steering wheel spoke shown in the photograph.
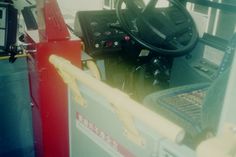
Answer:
[167,37,185,50]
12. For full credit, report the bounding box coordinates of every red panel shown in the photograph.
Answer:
[44,0,70,41]
[27,0,81,156]
[27,35,82,157]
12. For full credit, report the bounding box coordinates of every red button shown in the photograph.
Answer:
[124,35,130,41]
[105,41,113,47]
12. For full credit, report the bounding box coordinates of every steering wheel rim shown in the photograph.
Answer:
[115,0,199,56]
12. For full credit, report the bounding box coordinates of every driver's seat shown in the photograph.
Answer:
[143,34,236,147]
[143,78,225,147]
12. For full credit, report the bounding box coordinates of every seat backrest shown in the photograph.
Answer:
[201,69,230,133]
[201,33,236,134]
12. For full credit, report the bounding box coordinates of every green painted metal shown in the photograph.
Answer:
[0,58,34,157]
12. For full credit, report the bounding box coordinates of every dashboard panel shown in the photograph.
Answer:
[192,33,233,80]
[74,10,128,57]
[170,33,235,86]
[74,9,235,87]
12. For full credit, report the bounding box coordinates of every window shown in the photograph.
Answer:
[103,0,112,9]
[0,9,2,19]
[143,0,169,8]
[193,4,209,15]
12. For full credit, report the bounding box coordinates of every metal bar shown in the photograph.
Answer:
[49,54,186,144]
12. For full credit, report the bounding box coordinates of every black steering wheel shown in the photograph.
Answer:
[115,0,198,56]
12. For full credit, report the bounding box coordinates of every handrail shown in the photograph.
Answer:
[49,54,186,144]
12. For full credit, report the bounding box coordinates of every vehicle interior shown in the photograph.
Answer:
[72,0,236,148]
[0,0,236,157]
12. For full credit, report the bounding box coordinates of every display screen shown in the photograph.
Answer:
[203,46,224,65]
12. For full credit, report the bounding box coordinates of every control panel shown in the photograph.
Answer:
[170,33,235,86]
[192,45,225,79]
[0,2,17,54]
[191,33,234,80]
[74,10,128,56]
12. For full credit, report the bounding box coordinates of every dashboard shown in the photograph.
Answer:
[74,10,128,57]
[171,33,235,86]
[74,9,235,87]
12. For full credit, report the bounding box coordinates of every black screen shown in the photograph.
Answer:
[21,6,38,30]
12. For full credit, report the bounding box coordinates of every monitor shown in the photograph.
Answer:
[203,45,224,66]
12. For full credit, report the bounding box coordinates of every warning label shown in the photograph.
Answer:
[76,112,136,157]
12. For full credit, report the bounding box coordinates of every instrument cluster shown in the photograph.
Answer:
[75,10,130,56]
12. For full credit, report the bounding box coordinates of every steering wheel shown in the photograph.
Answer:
[115,0,198,56]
